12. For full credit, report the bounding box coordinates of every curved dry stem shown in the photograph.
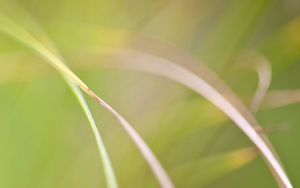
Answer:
[251,58,272,112]
[84,48,292,188]
[0,12,174,188]
[236,50,272,112]
[90,91,174,188]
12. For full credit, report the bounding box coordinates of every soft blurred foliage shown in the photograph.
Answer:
[0,0,300,187]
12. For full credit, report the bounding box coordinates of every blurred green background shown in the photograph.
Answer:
[0,0,300,187]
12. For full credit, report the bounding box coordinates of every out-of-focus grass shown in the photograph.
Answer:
[0,0,300,187]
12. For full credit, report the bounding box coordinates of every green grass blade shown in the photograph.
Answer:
[0,11,174,188]
[67,81,119,188]
[0,10,119,188]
